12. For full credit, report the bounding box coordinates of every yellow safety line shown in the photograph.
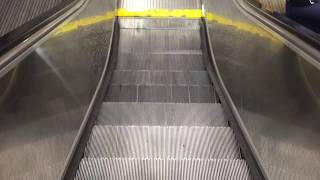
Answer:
[117,8,202,18]
[54,9,201,36]
[54,11,115,36]
[53,8,279,43]
[206,12,279,43]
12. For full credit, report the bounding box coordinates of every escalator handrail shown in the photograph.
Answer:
[246,0,320,49]
[0,0,87,77]
[235,0,320,70]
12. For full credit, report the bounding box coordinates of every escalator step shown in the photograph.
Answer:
[105,85,137,102]
[116,53,205,71]
[98,102,227,126]
[189,86,218,103]
[138,85,174,102]
[111,70,211,86]
[105,85,217,103]
[75,158,252,180]
[119,29,201,52]
[119,18,200,30]
[84,126,239,159]
[118,0,201,10]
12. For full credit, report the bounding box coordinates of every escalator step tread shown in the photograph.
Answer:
[98,102,227,126]
[119,29,201,52]
[111,70,212,86]
[116,53,205,71]
[75,158,253,180]
[119,18,200,30]
[118,0,201,10]
[105,85,218,103]
[85,126,239,159]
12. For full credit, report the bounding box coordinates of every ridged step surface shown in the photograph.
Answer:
[119,29,201,52]
[85,126,240,159]
[105,85,218,103]
[98,102,227,126]
[116,53,205,71]
[75,158,252,180]
[111,70,211,86]
[119,18,200,29]
[118,0,201,9]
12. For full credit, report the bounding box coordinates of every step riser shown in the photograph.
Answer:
[111,70,211,86]
[118,0,201,9]
[75,158,252,180]
[119,18,200,30]
[98,103,227,126]
[119,29,201,52]
[116,53,205,71]
[85,126,240,159]
[105,85,218,103]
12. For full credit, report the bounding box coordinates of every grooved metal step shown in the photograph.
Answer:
[111,70,211,86]
[85,126,239,159]
[118,0,201,9]
[98,102,227,126]
[119,29,201,52]
[105,85,218,103]
[75,158,253,180]
[119,18,200,30]
[116,53,205,71]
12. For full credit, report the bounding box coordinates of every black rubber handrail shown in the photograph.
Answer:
[0,0,81,56]
[244,0,320,50]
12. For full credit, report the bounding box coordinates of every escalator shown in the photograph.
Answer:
[72,18,253,179]
[1,0,320,180]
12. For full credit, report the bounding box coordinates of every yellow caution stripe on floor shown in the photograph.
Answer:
[53,8,279,43]
[54,11,115,36]
[206,12,279,42]
[116,8,203,18]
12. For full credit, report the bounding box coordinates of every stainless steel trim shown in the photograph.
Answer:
[57,6,117,179]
